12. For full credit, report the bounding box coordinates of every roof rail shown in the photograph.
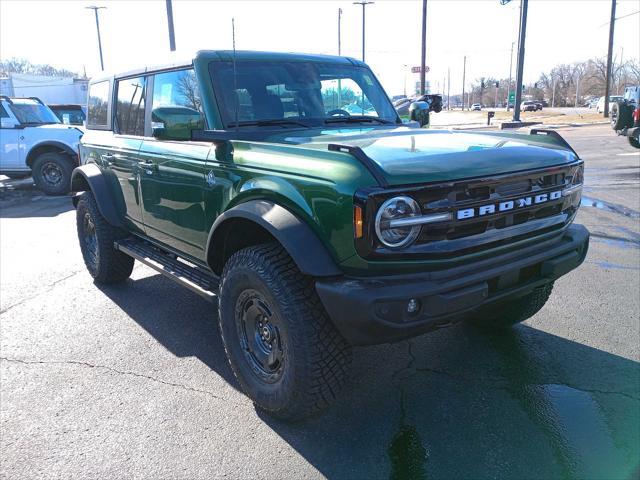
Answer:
[0,95,13,104]
[28,96,44,105]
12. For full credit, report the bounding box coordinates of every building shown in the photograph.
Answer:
[0,74,88,106]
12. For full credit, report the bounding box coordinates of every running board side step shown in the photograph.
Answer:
[115,237,219,303]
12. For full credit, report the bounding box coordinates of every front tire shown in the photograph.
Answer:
[32,152,73,195]
[629,135,640,149]
[218,243,352,421]
[76,192,134,283]
[471,283,554,330]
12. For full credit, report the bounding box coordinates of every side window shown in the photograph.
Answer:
[151,69,205,140]
[116,76,146,136]
[87,81,110,128]
[0,103,9,118]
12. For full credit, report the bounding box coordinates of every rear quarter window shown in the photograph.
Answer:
[87,81,111,129]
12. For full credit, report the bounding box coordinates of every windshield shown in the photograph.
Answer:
[51,107,86,126]
[10,100,60,125]
[209,60,399,128]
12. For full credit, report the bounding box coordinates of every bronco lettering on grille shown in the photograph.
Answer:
[457,190,562,220]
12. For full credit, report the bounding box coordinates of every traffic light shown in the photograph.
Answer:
[534,82,538,89]
[481,81,485,89]
[495,81,499,88]
[522,84,525,92]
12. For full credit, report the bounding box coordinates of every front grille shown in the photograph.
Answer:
[356,162,583,260]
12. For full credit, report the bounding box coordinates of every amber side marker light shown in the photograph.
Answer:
[354,205,364,238]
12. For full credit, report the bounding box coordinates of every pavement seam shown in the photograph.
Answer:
[0,269,85,314]
[0,356,246,406]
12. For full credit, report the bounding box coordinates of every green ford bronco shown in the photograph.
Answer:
[72,51,589,420]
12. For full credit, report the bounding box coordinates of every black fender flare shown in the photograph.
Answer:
[26,141,78,167]
[70,163,124,227]
[207,200,342,277]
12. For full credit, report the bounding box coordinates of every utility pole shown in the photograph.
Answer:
[575,72,580,108]
[165,0,176,51]
[353,1,374,63]
[618,47,623,94]
[447,67,450,110]
[461,55,466,111]
[86,6,106,71]
[420,0,427,95]
[338,8,342,55]
[513,0,528,122]
[551,77,556,108]
[603,0,616,117]
[507,41,514,110]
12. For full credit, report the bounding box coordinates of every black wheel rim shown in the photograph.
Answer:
[83,212,98,268]
[41,161,63,186]
[611,110,617,126]
[235,289,285,383]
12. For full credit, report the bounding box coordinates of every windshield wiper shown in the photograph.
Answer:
[227,119,311,128]
[324,116,396,125]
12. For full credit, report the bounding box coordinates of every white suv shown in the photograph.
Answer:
[1,96,82,195]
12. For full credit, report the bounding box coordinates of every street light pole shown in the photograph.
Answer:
[512,0,528,122]
[461,55,467,111]
[603,0,616,117]
[507,41,514,111]
[420,0,427,95]
[86,6,106,71]
[338,8,342,55]
[165,0,176,52]
[353,1,374,63]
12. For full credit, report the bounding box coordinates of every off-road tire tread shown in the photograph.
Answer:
[32,152,74,195]
[629,135,640,149]
[76,191,134,283]
[474,283,554,330]
[219,242,352,421]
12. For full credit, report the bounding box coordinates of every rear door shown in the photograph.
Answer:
[111,75,148,230]
[138,68,212,260]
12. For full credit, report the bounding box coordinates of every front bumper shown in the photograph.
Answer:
[316,224,589,346]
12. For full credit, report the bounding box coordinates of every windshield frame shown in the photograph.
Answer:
[208,60,400,130]
[10,100,61,125]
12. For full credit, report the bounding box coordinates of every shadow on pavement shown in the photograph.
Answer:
[0,178,73,218]
[99,272,640,480]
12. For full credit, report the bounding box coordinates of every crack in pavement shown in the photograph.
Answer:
[0,270,85,314]
[0,357,244,406]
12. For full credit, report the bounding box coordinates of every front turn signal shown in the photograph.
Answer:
[354,205,364,239]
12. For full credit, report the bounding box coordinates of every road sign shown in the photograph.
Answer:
[508,92,515,103]
[411,66,430,74]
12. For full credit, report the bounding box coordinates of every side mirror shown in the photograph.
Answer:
[151,106,204,140]
[409,101,430,128]
[1,117,19,129]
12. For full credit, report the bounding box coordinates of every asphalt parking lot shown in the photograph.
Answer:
[1,124,638,479]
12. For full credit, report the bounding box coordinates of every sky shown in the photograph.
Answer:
[1,0,638,96]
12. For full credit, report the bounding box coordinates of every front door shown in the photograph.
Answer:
[138,68,212,260]
[0,103,24,171]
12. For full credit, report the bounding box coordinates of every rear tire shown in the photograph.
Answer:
[218,242,352,422]
[32,152,73,195]
[471,283,554,330]
[76,191,134,283]
[629,135,640,149]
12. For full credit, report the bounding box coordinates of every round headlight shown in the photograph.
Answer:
[375,196,421,248]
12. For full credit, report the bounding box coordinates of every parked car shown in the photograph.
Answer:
[596,95,623,114]
[610,85,639,148]
[471,103,482,111]
[588,98,600,109]
[49,104,86,126]
[521,101,537,112]
[534,102,543,111]
[0,96,82,194]
[71,50,589,421]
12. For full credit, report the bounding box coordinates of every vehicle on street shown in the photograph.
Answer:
[596,95,623,114]
[521,100,537,112]
[471,103,481,111]
[587,97,599,109]
[610,85,640,148]
[534,102,543,111]
[1,96,82,194]
[49,104,86,126]
[71,51,589,421]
